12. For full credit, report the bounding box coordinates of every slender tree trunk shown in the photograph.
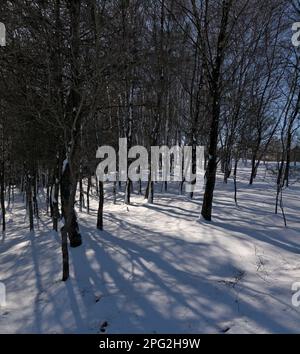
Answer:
[60,0,83,249]
[223,153,232,183]
[124,178,131,205]
[275,159,285,215]
[46,182,50,216]
[87,175,91,214]
[61,226,69,281]
[79,176,84,212]
[249,155,257,185]
[26,174,34,231]
[97,180,104,230]
[61,162,82,247]
[52,180,60,232]
[0,161,5,232]
[145,178,150,199]
[201,0,232,221]
[284,131,292,187]
[233,159,238,206]
[113,181,117,204]
[7,182,11,210]
[147,180,154,204]
[33,172,39,219]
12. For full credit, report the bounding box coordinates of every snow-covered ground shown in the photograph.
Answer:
[0,164,300,333]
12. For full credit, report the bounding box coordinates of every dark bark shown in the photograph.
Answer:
[97,180,104,230]
[0,160,5,232]
[201,0,232,221]
[26,174,34,231]
[233,159,238,206]
[79,176,84,212]
[147,180,154,204]
[284,131,292,187]
[61,226,69,281]
[46,183,50,216]
[223,152,232,184]
[124,178,131,205]
[59,0,83,249]
[275,157,285,215]
[52,181,60,232]
[7,182,11,210]
[33,172,39,219]
[249,155,257,185]
[145,178,150,199]
[113,181,117,204]
[61,162,82,247]
[87,175,91,214]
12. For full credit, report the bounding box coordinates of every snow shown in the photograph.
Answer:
[0,164,300,333]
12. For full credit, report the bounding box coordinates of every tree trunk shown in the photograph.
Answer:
[233,159,238,206]
[201,0,231,221]
[124,178,131,205]
[284,131,292,187]
[113,181,117,204]
[97,180,104,230]
[275,158,285,215]
[147,180,154,204]
[33,172,39,219]
[52,180,60,232]
[249,155,257,185]
[79,176,84,212]
[26,174,34,231]
[87,175,91,214]
[60,162,82,247]
[0,160,5,232]
[61,226,69,281]
[46,183,50,216]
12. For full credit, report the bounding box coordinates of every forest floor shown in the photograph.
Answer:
[0,163,300,333]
